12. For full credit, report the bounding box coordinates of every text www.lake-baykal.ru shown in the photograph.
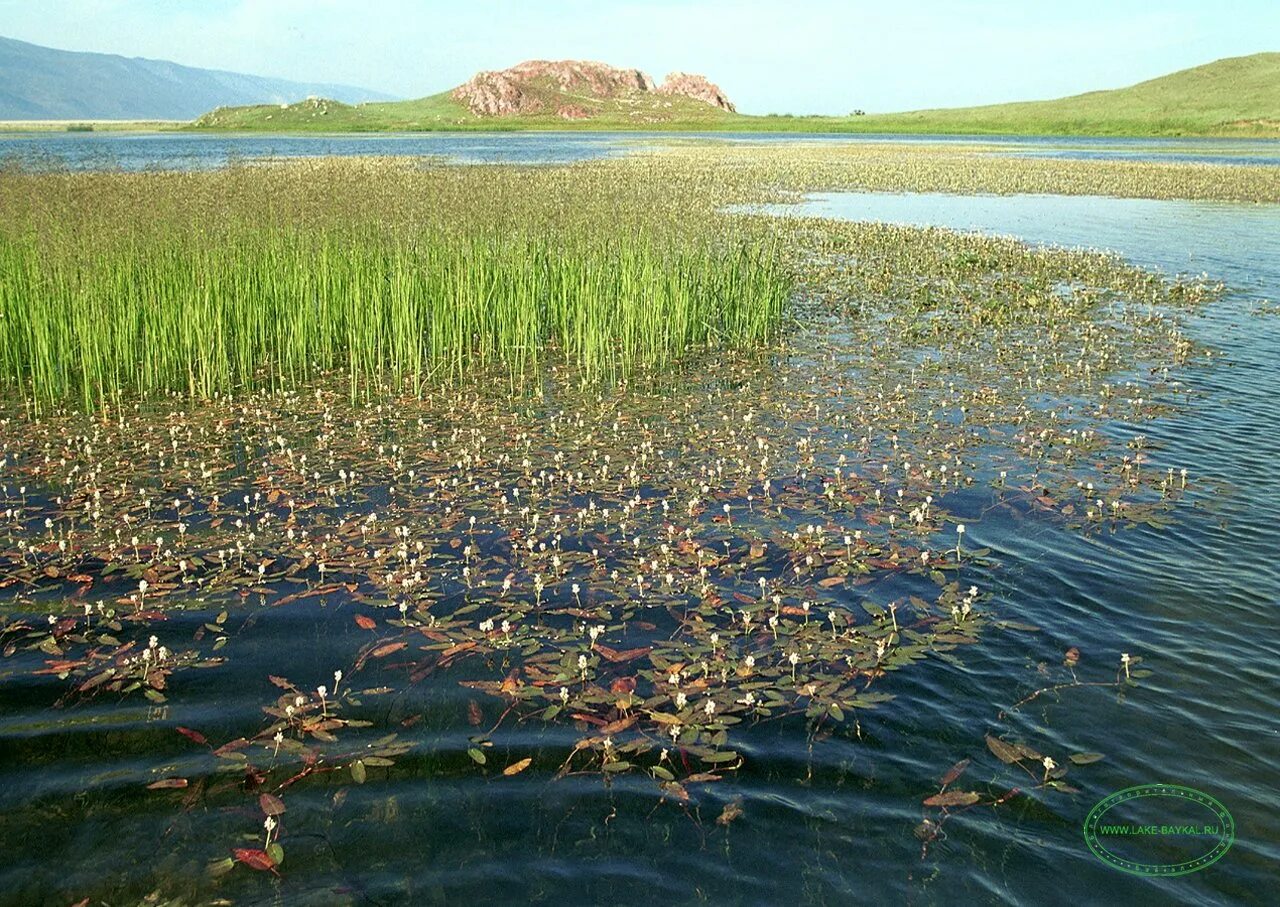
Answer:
[1096,826,1221,835]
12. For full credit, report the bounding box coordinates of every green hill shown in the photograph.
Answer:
[189,53,1280,137]
[191,91,739,132]
[835,52,1280,136]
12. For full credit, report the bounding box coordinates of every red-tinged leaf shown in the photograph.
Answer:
[595,644,651,663]
[941,758,971,786]
[213,738,251,757]
[259,792,286,816]
[467,700,483,726]
[610,675,637,694]
[661,781,690,801]
[732,592,755,605]
[268,675,294,689]
[439,641,476,659]
[176,726,208,746]
[232,848,279,874]
[923,790,981,808]
[146,778,189,790]
[818,576,844,588]
[600,714,638,736]
[371,641,407,658]
[354,614,377,630]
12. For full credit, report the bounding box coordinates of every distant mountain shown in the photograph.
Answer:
[0,35,396,120]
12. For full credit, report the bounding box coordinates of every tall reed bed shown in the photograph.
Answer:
[0,160,789,410]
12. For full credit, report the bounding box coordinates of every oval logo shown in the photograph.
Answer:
[1083,784,1234,876]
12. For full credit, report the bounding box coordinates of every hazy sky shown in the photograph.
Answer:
[1,0,1275,114]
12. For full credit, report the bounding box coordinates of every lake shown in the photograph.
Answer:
[2,130,1280,170]
[0,139,1277,906]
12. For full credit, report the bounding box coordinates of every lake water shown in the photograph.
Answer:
[758,189,1280,903]
[2,146,1279,905]
[1,130,1279,170]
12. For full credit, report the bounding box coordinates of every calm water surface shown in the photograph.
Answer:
[1,130,1278,170]
[1,160,1279,904]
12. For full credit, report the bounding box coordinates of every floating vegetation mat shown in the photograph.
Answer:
[0,153,1233,901]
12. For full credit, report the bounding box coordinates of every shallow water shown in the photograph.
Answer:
[766,190,1280,903]
[1,130,1278,171]
[1,186,1278,906]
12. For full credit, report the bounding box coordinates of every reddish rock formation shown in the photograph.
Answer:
[657,73,736,112]
[450,59,734,117]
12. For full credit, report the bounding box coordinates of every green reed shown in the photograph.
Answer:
[0,163,789,410]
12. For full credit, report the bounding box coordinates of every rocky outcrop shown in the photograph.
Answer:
[450,59,733,118]
[657,73,735,112]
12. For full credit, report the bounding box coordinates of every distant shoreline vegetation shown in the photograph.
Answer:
[179,52,1280,139]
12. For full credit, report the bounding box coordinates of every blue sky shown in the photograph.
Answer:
[1,0,1275,114]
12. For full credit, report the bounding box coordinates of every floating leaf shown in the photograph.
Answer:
[940,758,971,786]
[503,758,532,776]
[259,792,286,816]
[146,778,188,790]
[923,790,981,808]
[1069,752,1105,765]
[232,848,278,874]
[985,735,1023,764]
[467,747,487,765]
[717,797,745,826]
[595,644,650,663]
[175,726,207,746]
[350,760,367,784]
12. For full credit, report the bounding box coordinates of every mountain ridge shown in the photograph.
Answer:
[0,35,396,120]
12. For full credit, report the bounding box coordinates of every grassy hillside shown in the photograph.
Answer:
[835,52,1280,136]
[188,52,1280,137]
[192,89,741,132]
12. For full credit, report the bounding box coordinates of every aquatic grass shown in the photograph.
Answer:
[0,225,788,409]
[0,162,789,410]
